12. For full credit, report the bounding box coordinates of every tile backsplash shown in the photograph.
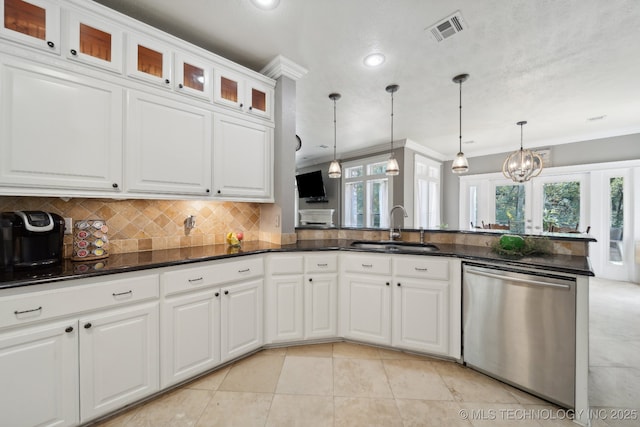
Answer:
[0,197,262,257]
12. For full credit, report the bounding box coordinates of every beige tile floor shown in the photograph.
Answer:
[95,342,579,427]
[93,277,640,427]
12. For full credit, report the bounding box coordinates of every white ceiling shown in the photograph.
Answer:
[94,0,640,166]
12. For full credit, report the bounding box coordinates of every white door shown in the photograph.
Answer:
[341,275,391,345]
[213,68,245,110]
[392,278,449,355]
[0,320,78,427]
[126,33,172,87]
[79,302,159,422]
[0,0,60,54]
[161,289,221,388]
[266,275,304,343]
[66,11,124,73]
[304,274,338,339]
[0,58,123,192]
[220,278,263,361]
[213,113,273,199]
[126,90,212,196]
[174,52,213,101]
[245,79,273,120]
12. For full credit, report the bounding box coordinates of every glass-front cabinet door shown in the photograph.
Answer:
[0,0,60,53]
[67,11,123,73]
[174,52,212,101]
[214,68,244,110]
[246,80,272,119]
[127,33,171,87]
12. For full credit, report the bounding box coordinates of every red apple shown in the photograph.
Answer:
[237,232,244,241]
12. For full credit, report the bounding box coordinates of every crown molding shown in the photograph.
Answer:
[261,55,308,81]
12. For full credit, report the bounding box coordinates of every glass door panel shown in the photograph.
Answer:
[609,177,624,263]
[67,12,122,73]
[367,178,388,228]
[251,88,266,112]
[137,44,163,78]
[1,0,59,52]
[80,23,110,61]
[183,62,204,91]
[344,181,363,227]
[543,181,581,231]
[495,184,525,232]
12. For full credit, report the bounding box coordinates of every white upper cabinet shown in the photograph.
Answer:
[0,0,60,54]
[214,67,273,120]
[126,33,172,88]
[66,10,123,74]
[0,58,123,192]
[213,113,273,200]
[125,90,212,196]
[174,52,213,101]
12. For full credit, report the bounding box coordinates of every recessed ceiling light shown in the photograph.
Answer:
[250,0,280,10]
[463,140,475,144]
[363,53,385,67]
[587,115,607,121]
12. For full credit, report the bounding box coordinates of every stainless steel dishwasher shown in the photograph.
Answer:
[462,262,576,408]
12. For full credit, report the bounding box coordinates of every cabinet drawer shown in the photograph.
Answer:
[305,254,338,273]
[393,256,449,280]
[163,257,263,296]
[343,254,391,275]
[270,255,304,275]
[0,273,159,329]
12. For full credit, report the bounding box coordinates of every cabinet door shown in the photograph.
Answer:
[245,79,273,120]
[213,68,244,110]
[304,274,337,339]
[0,0,60,54]
[66,10,123,73]
[0,320,78,427]
[213,113,273,200]
[0,59,123,192]
[341,275,391,345]
[174,52,212,101]
[79,302,159,422]
[126,90,212,195]
[161,289,221,388]
[392,279,449,355]
[220,278,263,361]
[127,33,171,87]
[266,275,304,343]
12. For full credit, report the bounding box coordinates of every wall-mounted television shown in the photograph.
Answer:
[295,170,326,200]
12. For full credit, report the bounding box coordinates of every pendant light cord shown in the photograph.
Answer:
[520,122,524,150]
[390,91,394,152]
[333,98,337,160]
[458,80,462,153]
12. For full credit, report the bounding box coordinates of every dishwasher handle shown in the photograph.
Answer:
[465,267,572,290]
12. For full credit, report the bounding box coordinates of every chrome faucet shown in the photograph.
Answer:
[389,205,408,241]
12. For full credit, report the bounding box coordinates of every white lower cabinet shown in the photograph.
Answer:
[220,278,263,361]
[161,289,220,388]
[265,254,305,343]
[340,254,392,345]
[304,253,338,340]
[79,302,159,422]
[0,320,79,427]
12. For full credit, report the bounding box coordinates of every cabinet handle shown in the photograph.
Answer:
[361,264,372,268]
[217,190,221,194]
[112,290,132,297]
[414,267,428,272]
[224,290,229,295]
[178,83,184,88]
[84,323,92,329]
[188,277,203,283]
[238,268,250,273]
[14,306,42,315]
[215,292,220,297]
[308,278,313,282]
[206,189,210,193]
[397,283,401,287]
[317,263,327,267]
[47,41,55,48]
[249,106,253,111]
[239,103,243,108]
[65,326,74,333]
[112,183,119,189]
[386,282,390,286]
[165,79,170,84]
[70,49,78,56]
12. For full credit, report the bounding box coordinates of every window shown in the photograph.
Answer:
[543,181,580,230]
[609,177,624,263]
[414,155,441,228]
[495,184,525,232]
[343,155,392,228]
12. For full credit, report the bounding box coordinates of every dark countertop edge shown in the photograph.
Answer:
[0,241,594,290]
[295,227,597,242]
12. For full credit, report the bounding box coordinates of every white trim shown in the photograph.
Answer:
[260,55,308,81]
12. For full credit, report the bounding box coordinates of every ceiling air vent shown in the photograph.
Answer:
[427,10,467,42]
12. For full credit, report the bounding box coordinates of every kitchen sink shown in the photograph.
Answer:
[350,240,439,253]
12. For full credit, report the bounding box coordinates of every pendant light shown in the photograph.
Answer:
[385,84,400,176]
[328,93,342,178]
[502,121,543,182]
[451,73,470,174]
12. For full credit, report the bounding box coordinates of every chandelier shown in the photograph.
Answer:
[502,121,543,182]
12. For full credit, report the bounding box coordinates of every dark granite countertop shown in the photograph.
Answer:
[0,239,593,290]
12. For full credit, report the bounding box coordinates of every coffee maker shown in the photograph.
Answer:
[0,211,65,270]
